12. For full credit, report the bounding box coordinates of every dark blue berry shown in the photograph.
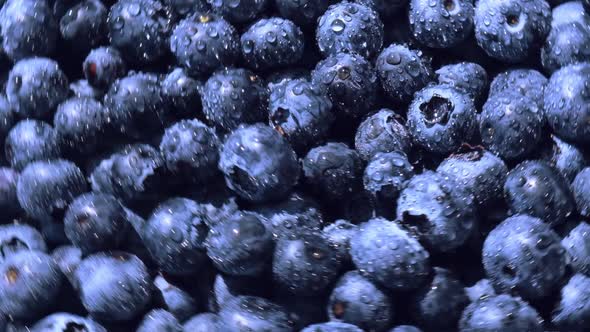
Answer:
[74,251,152,322]
[544,62,590,143]
[107,0,172,64]
[541,135,587,182]
[323,219,358,263]
[164,0,209,17]
[435,62,488,105]
[30,313,107,332]
[437,145,508,207]
[142,198,209,275]
[241,17,305,71]
[364,151,414,205]
[0,0,58,61]
[183,313,219,331]
[170,13,240,77]
[51,245,82,285]
[389,326,423,332]
[201,68,268,130]
[5,57,69,120]
[161,68,202,120]
[375,44,433,105]
[272,232,345,296]
[218,296,294,331]
[312,52,378,119]
[328,270,394,331]
[206,0,268,24]
[482,215,566,301]
[397,171,477,252]
[0,223,46,263]
[409,0,474,48]
[218,124,299,202]
[504,160,575,226]
[153,274,198,322]
[301,322,363,332]
[4,120,61,171]
[572,167,590,218]
[69,79,105,100]
[302,142,364,201]
[0,250,64,320]
[561,221,590,276]
[83,46,126,90]
[354,109,411,160]
[479,92,544,161]
[63,193,130,255]
[269,78,334,154]
[274,0,329,27]
[316,2,384,59]
[137,309,182,332]
[459,294,543,332]
[59,0,107,55]
[552,274,590,331]
[489,68,547,109]
[350,218,431,291]
[407,84,477,155]
[474,0,551,62]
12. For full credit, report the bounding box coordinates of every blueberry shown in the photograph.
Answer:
[137,309,182,332]
[356,0,407,18]
[541,135,587,182]
[241,17,305,71]
[409,0,474,48]
[107,0,172,64]
[541,4,590,74]
[219,124,299,202]
[474,0,551,62]
[572,167,590,218]
[410,267,469,330]
[479,92,544,161]
[273,232,345,296]
[354,109,411,161]
[54,97,109,156]
[0,223,47,263]
[544,62,590,143]
[435,62,488,105]
[303,142,364,202]
[103,72,171,139]
[0,250,64,320]
[160,119,221,183]
[0,0,58,61]
[142,198,209,275]
[219,296,294,331]
[90,144,166,205]
[397,171,477,252]
[407,85,477,155]
[164,0,209,17]
[17,160,87,241]
[459,294,543,332]
[437,145,508,207]
[0,95,16,147]
[161,68,202,120]
[375,44,433,105]
[83,46,126,90]
[59,0,107,55]
[4,120,61,171]
[0,168,21,218]
[274,0,329,27]
[63,193,129,254]
[6,57,69,120]
[350,218,431,291]
[551,273,590,330]
[316,2,383,59]
[208,273,271,311]
[206,212,273,276]
[260,211,323,240]
[201,68,268,130]
[488,68,547,109]
[312,52,378,118]
[465,279,496,303]
[389,326,423,332]
[504,161,575,225]
[328,270,394,331]
[206,0,268,23]
[301,322,363,332]
[69,79,105,100]
[561,222,590,276]
[30,312,107,332]
[51,245,83,285]
[153,274,198,322]
[364,151,414,207]
[74,251,152,321]
[269,78,334,154]
[183,313,220,332]
[252,191,323,221]
[323,220,358,263]
[170,13,240,77]
[482,215,567,301]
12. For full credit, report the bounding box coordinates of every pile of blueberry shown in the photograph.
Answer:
[1,0,590,331]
